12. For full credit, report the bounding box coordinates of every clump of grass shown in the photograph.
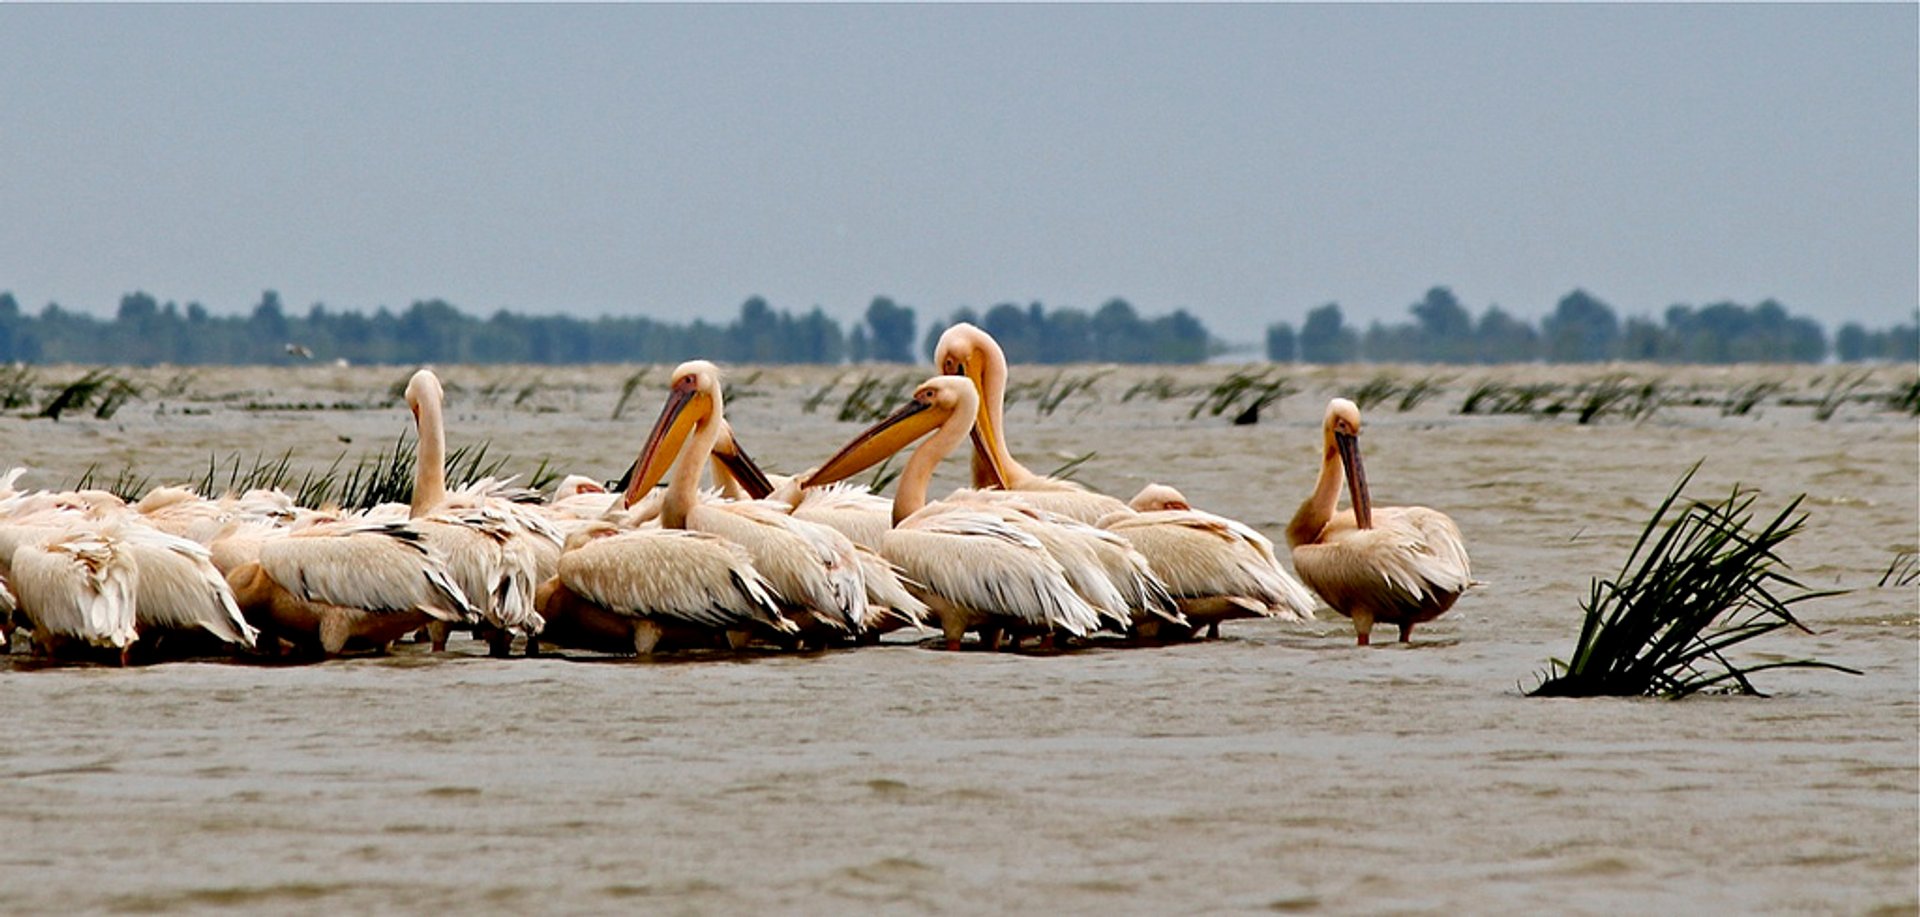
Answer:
[1723,380,1784,417]
[1397,374,1450,412]
[1557,376,1662,425]
[1027,371,1106,417]
[1122,375,1194,403]
[1190,369,1293,421]
[837,374,916,423]
[1459,381,1561,416]
[198,449,299,498]
[70,462,152,503]
[1812,370,1871,422]
[800,379,838,414]
[1878,551,1918,588]
[39,370,135,421]
[1351,374,1403,413]
[610,368,651,421]
[0,364,37,409]
[1887,375,1920,416]
[1046,451,1097,482]
[1530,464,1857,699]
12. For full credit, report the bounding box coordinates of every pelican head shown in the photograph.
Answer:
[405,368,443,425]
[1127,483,1192,513]
[1324,398,1371,530]
[806,376,980,488]
[624,361,722,508]
[935,322,1013,486]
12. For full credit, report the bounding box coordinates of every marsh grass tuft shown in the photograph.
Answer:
[1046,451,1097,482]
[1192,369,1292,421]
[1878,551,1918,589]
[1529,464,1857,699]
[837,374,917,423]
[39,370,138,421]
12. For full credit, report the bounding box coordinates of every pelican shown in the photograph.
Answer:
[935,322,1129,524]
[1099,484,1316,639]
[225,519,476,657]
[804,376,1106,649]
[624,361,866,645]
[405,369,549,656]
[707,423,928,637]
[10,526,137,662]
[1286,398,1475,645]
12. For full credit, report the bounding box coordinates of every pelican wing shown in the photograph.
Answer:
[1296,507,1473,611]
[557,528,790,631]
[885,510,1104,636]
[691,502,865,632]
[1106,510,1317,620]
[119,523,258,648]
[12,532,139,648]
[260,522,473,622]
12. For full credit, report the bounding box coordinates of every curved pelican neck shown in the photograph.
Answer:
[410,389,448,517]
[662,393,723,531]
[973,345,1038,488]
[895,399,974,527]
[1287,427,1345,548]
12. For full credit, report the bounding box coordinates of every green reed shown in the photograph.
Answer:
[1530,464,1857,699]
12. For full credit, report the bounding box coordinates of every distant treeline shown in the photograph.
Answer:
[1267,288,1919,365]
[0,287,1912,367]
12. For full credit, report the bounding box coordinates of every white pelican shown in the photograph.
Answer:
[10,526,138,662]
[535,521,788,654]
[1286,398,1475,645]
[624,361,866,645]
[1099,484,1316,639]
[706,421,929,637]
[934,322,1129,524]
[803,376,1106,649]
[405,369,549,655]
[226,520,476,656]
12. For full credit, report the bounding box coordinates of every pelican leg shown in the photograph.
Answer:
[486,629,514,658]
[938,609,967,651]
[724,628,753,650]
[524,636,541,657]
[1351,609,1375,647]
[319,613,352,657]
[1398,622,1414,644]
[1205,622,1220,640]
[980,625,1002,652]
[427,621,451,653]
[633,619,664,656]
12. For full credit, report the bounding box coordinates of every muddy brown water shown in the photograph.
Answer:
[1,362,1914,914]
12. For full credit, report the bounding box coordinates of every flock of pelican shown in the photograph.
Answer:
[0,323,1475,664]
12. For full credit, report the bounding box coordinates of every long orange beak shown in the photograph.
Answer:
[805,397,947,488]
[711,422,776,500]
[1336,429,1372,529]
[623,377,708,508]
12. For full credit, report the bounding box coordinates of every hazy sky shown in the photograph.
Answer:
[1,4,1913,342]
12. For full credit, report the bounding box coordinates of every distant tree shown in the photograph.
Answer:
[1410,286,1475,363]
[863,296,915,363]
[1473,306,1537,363]
[1542,289,1619,362]
[1298,303,1357,364]
[1265,321,1297,362]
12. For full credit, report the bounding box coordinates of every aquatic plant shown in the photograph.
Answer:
[837,374,917,424]
[1046,451,1097,482]
[1458,381,1561,416]
[1530,464,1856,698]
[71,462,152,503]
[1888,374,1920,416]
[1878,551,1918,589]
[1191,369,1292,422]
[1351,374,1402,413]
[1397,374,1451,412]
[1722,380,1784,417]
[39,370,137,421]
[0,364,35,410]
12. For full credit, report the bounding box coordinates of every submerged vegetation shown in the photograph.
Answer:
[1529,465,1858,699]
[70,433,559,511]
